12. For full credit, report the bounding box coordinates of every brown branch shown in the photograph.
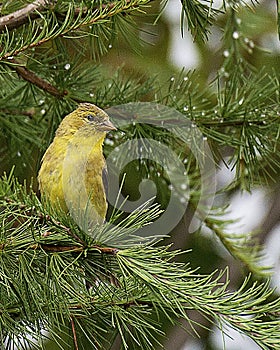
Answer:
[92,245,119,255]
[0,0,130,33]
[0,1,115,33]
[0,1,146,61]
[0,0,52,32]
[38,243,119,255]
[0,108,35,118]
[3,57,67,98]
[2,56,89,101]
[70,316,79,350]
[39,244,84,252]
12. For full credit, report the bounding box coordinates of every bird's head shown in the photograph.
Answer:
[74,103,116,132]
[58,103,116,137]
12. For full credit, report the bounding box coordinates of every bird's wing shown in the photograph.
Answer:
[102,165,108,199]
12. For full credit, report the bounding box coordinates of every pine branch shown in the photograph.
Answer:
[0,0,147,33]
[3,195,119,254]
[2,56,68,98]
[203,212,269,276]
[1,174,280,349]
[0,0,151,60]
[38,243,118,254]
[0,0,50,32]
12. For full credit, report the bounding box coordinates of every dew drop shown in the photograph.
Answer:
[108,44,112,49]
[233,31,239,39]
[180,183,188,190]
[183,76,188,81]
[38,99,44,105]
[238,97,244,105]
[105,139,114,146]
[89,93,94,97]
[183,106,188,112]
[17,151,21,157]
[203,136,208,141]
[64,63,71,70]
[249,40,255,48]
[170,77,175,82]
[223,50,230,57]
[41,109,46,115]
[180,197,187,204]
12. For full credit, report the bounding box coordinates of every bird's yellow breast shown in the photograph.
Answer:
[38,121,107,223]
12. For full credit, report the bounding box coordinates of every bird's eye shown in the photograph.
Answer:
[87,114,95,121]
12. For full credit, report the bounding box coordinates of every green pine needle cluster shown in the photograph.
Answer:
[0,175,280,349]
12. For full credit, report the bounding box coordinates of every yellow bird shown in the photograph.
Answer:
[38,103,115,227]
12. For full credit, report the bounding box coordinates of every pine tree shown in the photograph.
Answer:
[0,1,280,349]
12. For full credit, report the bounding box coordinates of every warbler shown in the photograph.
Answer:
[38,103,116,226]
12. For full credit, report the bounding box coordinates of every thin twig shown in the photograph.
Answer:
[70,316,79,350]
[47,217,85,245]
[92,245,119,255]
[39,243,119,255]
[39,244,84,252]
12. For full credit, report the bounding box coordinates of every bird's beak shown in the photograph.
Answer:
[99,119,116,131]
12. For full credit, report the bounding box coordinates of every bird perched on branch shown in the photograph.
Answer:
[38,103,116,226]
